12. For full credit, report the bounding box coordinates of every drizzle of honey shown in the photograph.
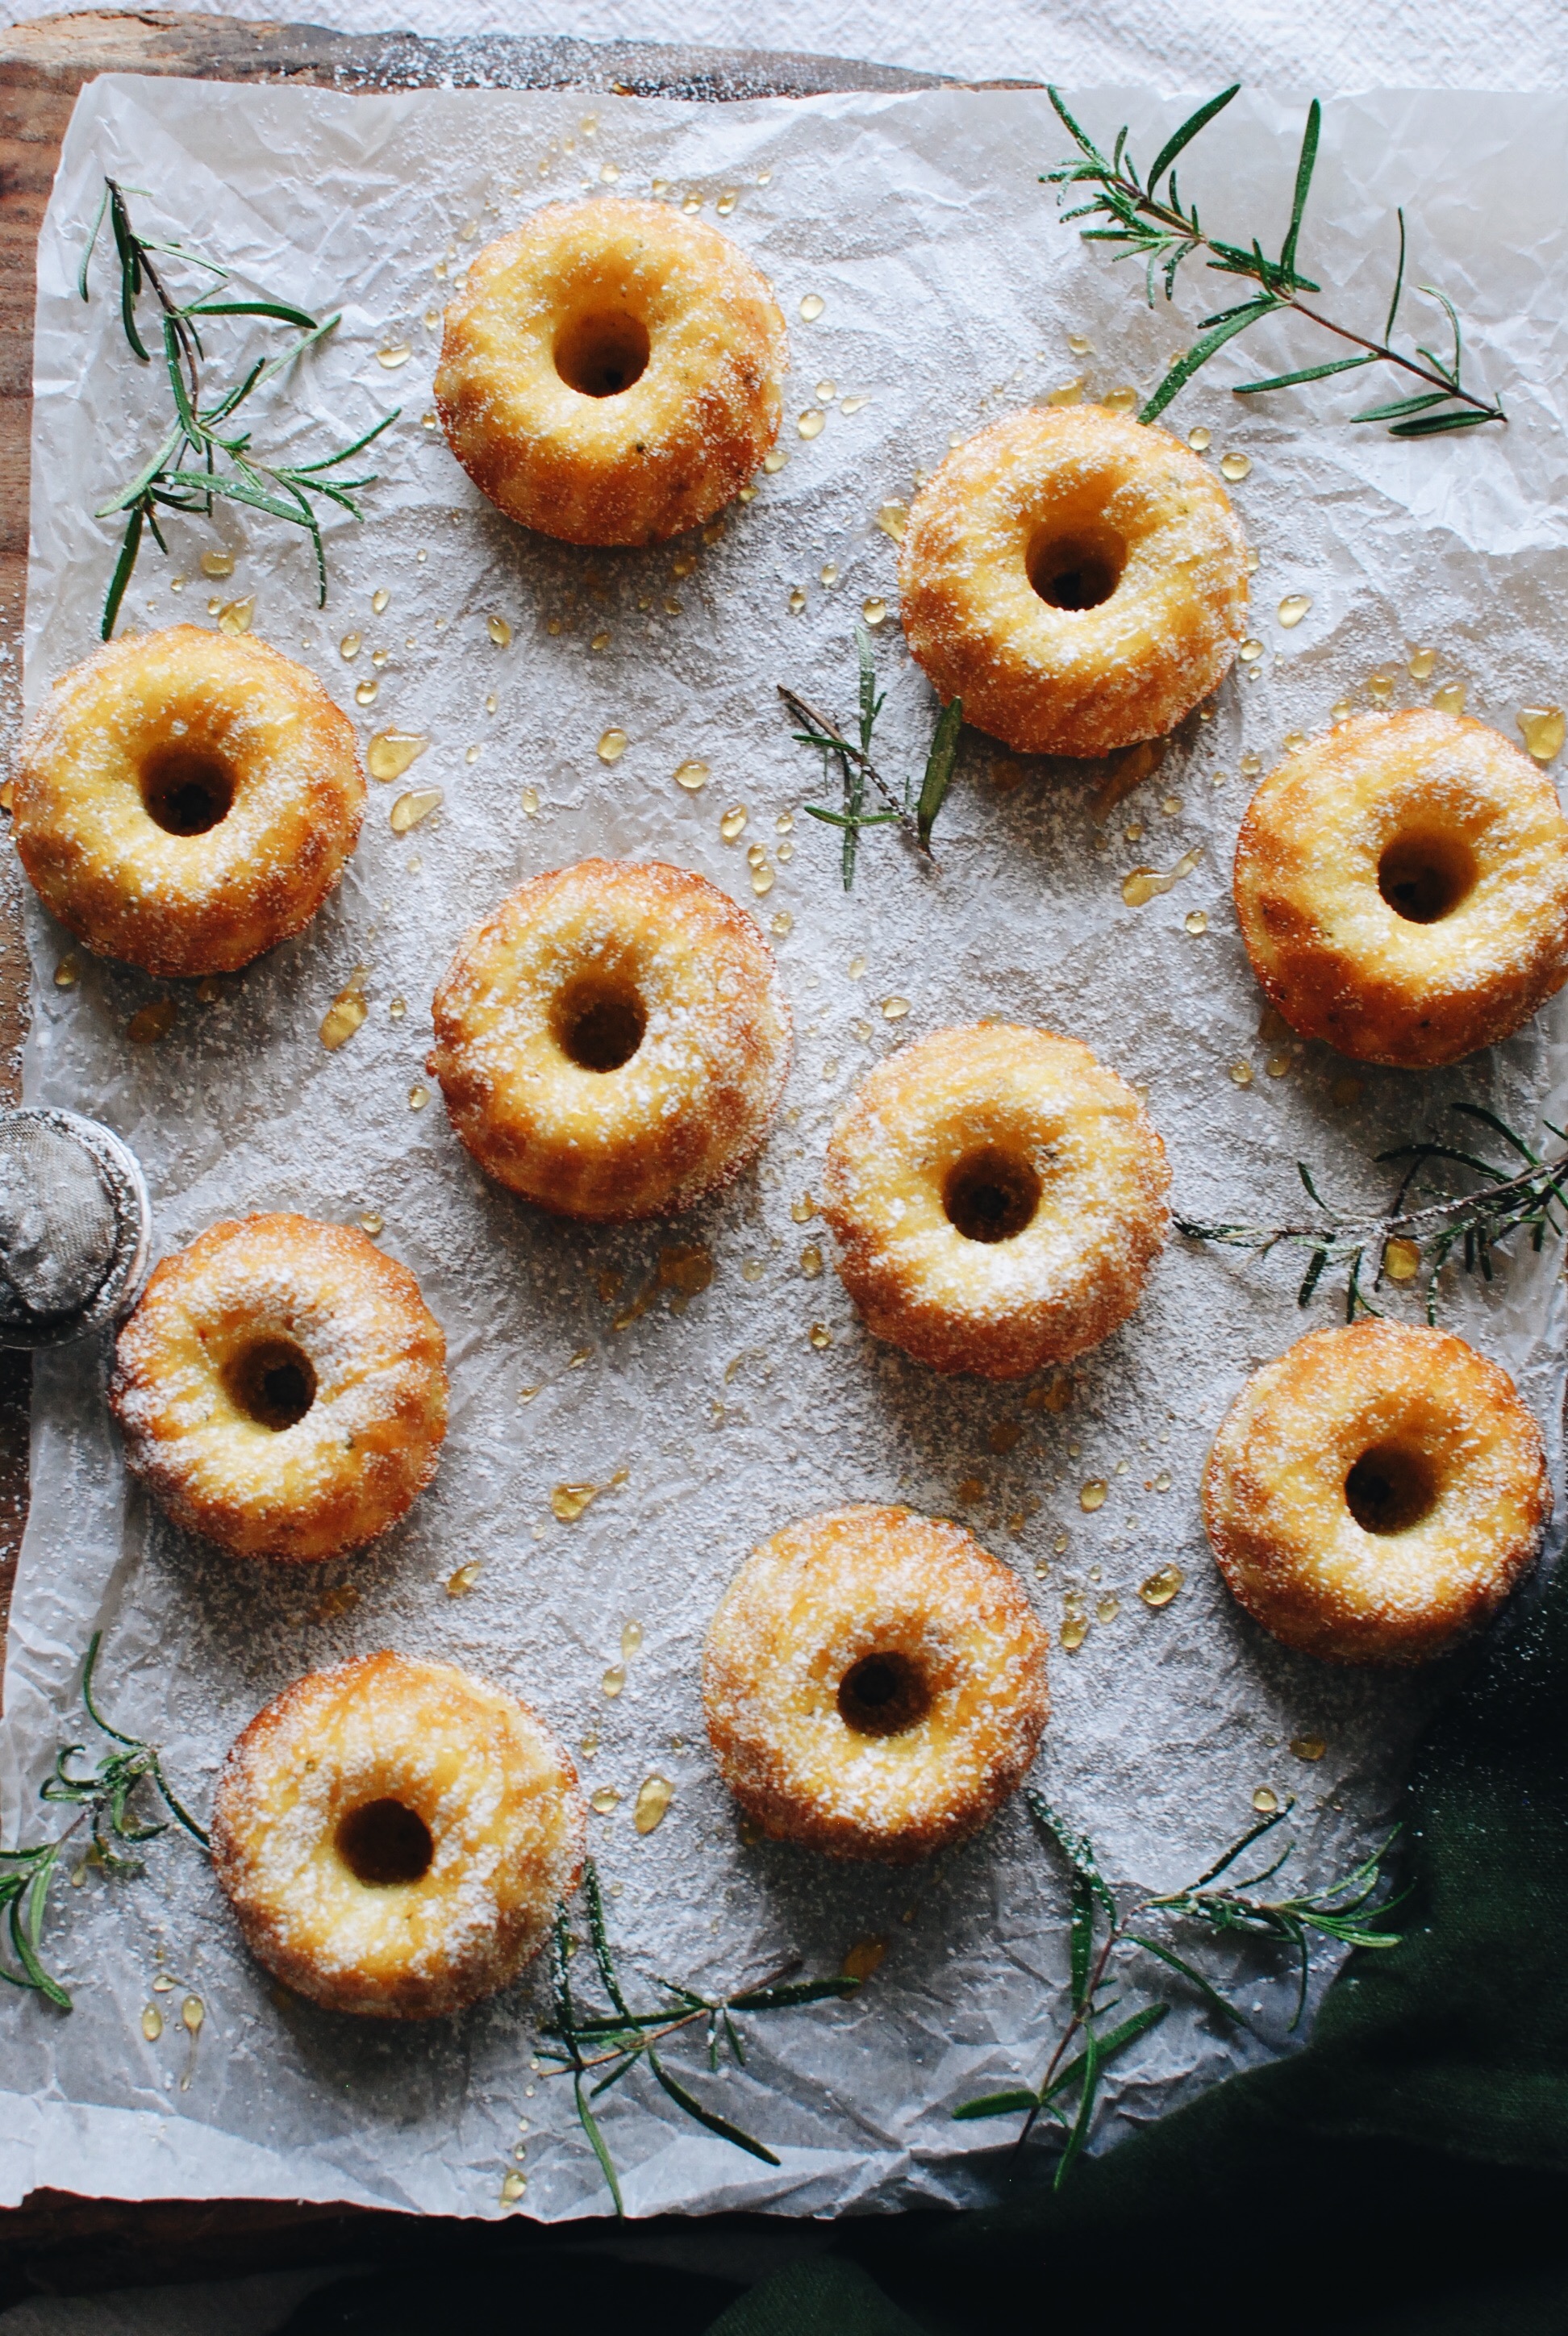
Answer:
[447,1562,482,1596]
[1078,1478,1107,1512]
[1219,450,1251,480]
[598,728,628,764]
[799,293,825,320]
[841,1935,886,1981]
[1101,386,1137,412]
[875,501,909,542]
[367,731,429,782]
[1139,1563,1184,1608]
[1252,1786,1279,1816]
[1291,1734,1327,1762]
[862,598,887,627]
[127,998,177,1045]
[882,995,909,1020]
[1045,378,1083,407]
[141,2004,163,2041]
[841,394,869,414]
[200,549,235,578]
[1382,1237,1421,1282]
[1120,847,1200,907]
[634,1773,673,1834]
[720,803,748,841]
[808,1323,833,1350]
[319,968,369,1050]
[1278,593,1311,628]
[182,1995,204,2036]
[552,1483,598,1522]
[390,786,442,834]
[798,409,825,440]
[1519,706,1566,763]
[216,596,254,636]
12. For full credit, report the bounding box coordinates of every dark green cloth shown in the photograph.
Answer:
[279,1555,1568,2336]
[713,1552,1568,2336]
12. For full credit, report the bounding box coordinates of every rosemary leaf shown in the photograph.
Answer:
[647,2052,781,2166]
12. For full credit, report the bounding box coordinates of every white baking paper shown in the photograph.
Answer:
[2,73,1566,2221]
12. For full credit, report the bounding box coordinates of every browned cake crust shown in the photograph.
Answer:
[898,407,1249,757]
[703,1506,1049,1863]
[1203,1320,1549,1666]
[111,1215,447,1562]
[427,857,791,1221]
[13,626,364,977]
[1233,708,1568,1068]
[434,198,787,545]
[822,1024,1169,1379]
[211,1652,585,2018]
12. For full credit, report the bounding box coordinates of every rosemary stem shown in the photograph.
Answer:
[776,686,931,858]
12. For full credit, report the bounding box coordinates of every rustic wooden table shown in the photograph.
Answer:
[0,10,960,2301]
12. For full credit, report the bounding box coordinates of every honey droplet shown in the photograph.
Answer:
[751,863,774,896]
[482,614,512,651]
[501,2171,527,2204]
[634,1773,673,1834]
[876,500,909,543]
[1518,706,1566,763]
[813,378,838,403]
[841,1935,886,1982]
[446,1562,482,1596]
[1067,332,1093,355]
[522,786,540,816]
[788,586,807,614]
[127,997,177,1045]
[355,679,379,707]
[808,1322,833,1351]
[1331,697,1355,721]
[1153,1470,1171,1493]
[1368,671,1395,705]
[601,1665,625,1699]
[762,448,789,474]
[552,1482,598,1523]
[408,1082,429,1111]
[840,394,868,415]
[590,629,611,652]
[1433,681,1466,717]
[797,408,825,441]
[1407,645,1437,682]
[1078,1478,1107,1512]
[181,1994,204,2036]
[1096,1593,1121,1625]
[682,190,702,213]
[359,1210,383,1237]
[216,595,254,636]
[800,1243,824,1279]
[771,910,793,937]
[390,785,443,835]
[621,1618,643,1660]
[715,187,739,216]
[881,995,909,1020]
[1139,1564,1184,1609]
[1252,1786,1279,1816]
[1101,386,1137,413]
[861,597,888,627]
[598,727,628,764]
[389,996,407,1020]
[1219,450,1251,481]
[421,409,438,430]
[1026,1375,1072,1413]
[1238,638,1264,663]
[319,967,369,1051]
[367,730,429,782]
[819,562,839,588]
[1291,1733,1329,1765]
[790,1192,817,1223]
[799,292,825,320]
[720,803,748,842]
[1187,424,1211,451]
[1185,909,1208,935]
[53,957,79,991]
[1382,1237,1421,1283]
[1282,730,1307,754]
[141,2004,163,2041]
[1228,1058,1254,1087]
[1121,848,1199,907]
[1060,1604,1089,1652]
[152,1971,175,1992]
[1241,751,1261,778]
[377,343,412,369]
[199,548,235,578]
[1045,377,1083,407]
[591,1786,621,1815]
[1278,593,1311,628]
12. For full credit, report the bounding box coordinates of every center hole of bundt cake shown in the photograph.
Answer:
[1028,528,1124,612]
[1377,829,1478,924]
[224,1337,318,1431]
[837,1652,931,1738]
[140,747,236,836]
[555,979,648,1073]
[336,1798,435,1887]
[1345,1442,1439,1535]
[944,1147,1042,1244]
[554,310,652,398]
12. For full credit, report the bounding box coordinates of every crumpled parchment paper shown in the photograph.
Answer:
[2,71,1565,2221]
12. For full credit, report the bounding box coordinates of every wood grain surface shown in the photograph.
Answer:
[0,9,948,2293]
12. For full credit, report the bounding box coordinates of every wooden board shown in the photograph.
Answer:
[0,10,953,2297]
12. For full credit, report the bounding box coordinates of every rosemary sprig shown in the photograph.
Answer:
[953,1790,1402,2180]
[779,623,961,888]
[1178,1103,1568,1324]
[81,177,398,639]
[0,1632,208,2010]
[1045,86,1503,437]
[539,1858,860,2213]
